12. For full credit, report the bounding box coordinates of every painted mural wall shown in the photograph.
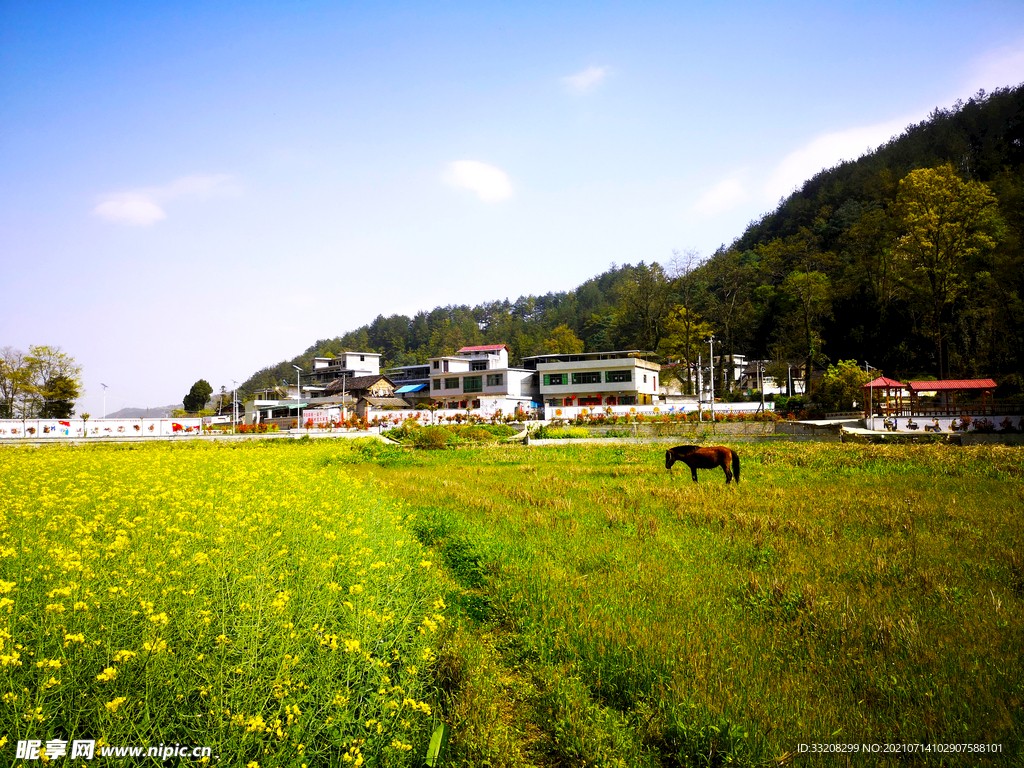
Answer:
[0,418,204,438]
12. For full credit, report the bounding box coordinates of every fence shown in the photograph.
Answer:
[543,401,772,421]
[0,418,204,439]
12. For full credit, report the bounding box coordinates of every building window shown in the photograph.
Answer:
[605,370,632,383]
[486,373,504,387]
[360,355,365,361]
[579,396,601,406]
[543,373,565,386]
[619,396,637,405]
[471,360,488,371]
[433,361,439,370]
[445,377,459,390]
[571,371,601,385]
[644,374,648,383]
[432,379,441,390]
[463,376,483,394]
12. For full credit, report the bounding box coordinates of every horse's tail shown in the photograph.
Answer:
[732,450,740,484]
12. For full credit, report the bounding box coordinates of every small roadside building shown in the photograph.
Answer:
[324,374,395,401]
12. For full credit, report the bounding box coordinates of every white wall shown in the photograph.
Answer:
[0,418,204,438]
[544,401,772,420]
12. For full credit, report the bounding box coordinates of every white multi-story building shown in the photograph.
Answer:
[428,345,539,414]
[521,350,661,408]
[305,352,381,397]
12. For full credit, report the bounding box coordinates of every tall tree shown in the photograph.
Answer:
[895,164,1003,378]
[780,271,832,395]
[0,346,29,418]
[613,262,670,351]
[183,379,213,414]
[542,324,584,354]
[24,345,82,418]
[658,307,713,395]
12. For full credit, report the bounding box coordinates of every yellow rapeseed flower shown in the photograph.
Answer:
[106,696,127,712]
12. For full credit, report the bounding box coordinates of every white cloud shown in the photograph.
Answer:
[964,38,1024,94]
[692,177,750,216]
[442,161,513,202]
[563,66,608,93]
[93,173,237,226]
[93,195,168,226]
[763,117,909,203]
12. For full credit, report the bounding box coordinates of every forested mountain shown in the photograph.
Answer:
[241,85,1024,400]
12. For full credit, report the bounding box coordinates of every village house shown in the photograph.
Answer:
[384,363,433,406]
[520,350,661,408]
[305,352,381,398]
[322,373,410,417]
[428,345,540,415]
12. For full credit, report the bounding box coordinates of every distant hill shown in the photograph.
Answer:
[238,85,1024,398]
[105,404,183,419]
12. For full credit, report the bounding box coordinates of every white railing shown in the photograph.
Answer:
[543,401,772,421]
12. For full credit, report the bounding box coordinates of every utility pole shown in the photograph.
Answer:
[759,363,766,413]
[708,337,715,423]
[865,361,874,430]
[292,365,303,431]
[697,353,703,422]
[231,379,238,435]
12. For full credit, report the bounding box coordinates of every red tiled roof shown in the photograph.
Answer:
[861,376,906,389]
[458,344,508,353]
[908,379,997,391]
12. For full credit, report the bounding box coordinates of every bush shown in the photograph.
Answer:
[817,359,871,412]
[411,425,456,450]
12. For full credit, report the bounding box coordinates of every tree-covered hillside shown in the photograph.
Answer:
[241,85,1024,401]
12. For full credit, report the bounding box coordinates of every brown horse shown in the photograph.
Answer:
[665,445,740,484]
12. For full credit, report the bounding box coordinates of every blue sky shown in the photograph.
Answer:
[2,1,1023,414]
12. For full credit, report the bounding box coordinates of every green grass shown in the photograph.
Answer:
[360,441,1024,766]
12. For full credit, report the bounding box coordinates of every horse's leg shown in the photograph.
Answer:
[691,466,698,483]
[723,462,732,484]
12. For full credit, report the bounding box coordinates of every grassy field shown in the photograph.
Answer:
[354,440,1023,766]
[2,439,1021,767]
[0,441,449,767]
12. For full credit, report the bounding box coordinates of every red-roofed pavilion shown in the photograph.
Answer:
[861,377,908,418]
[907,379,997,416]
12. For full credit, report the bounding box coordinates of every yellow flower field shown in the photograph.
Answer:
[0,441,448,767]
